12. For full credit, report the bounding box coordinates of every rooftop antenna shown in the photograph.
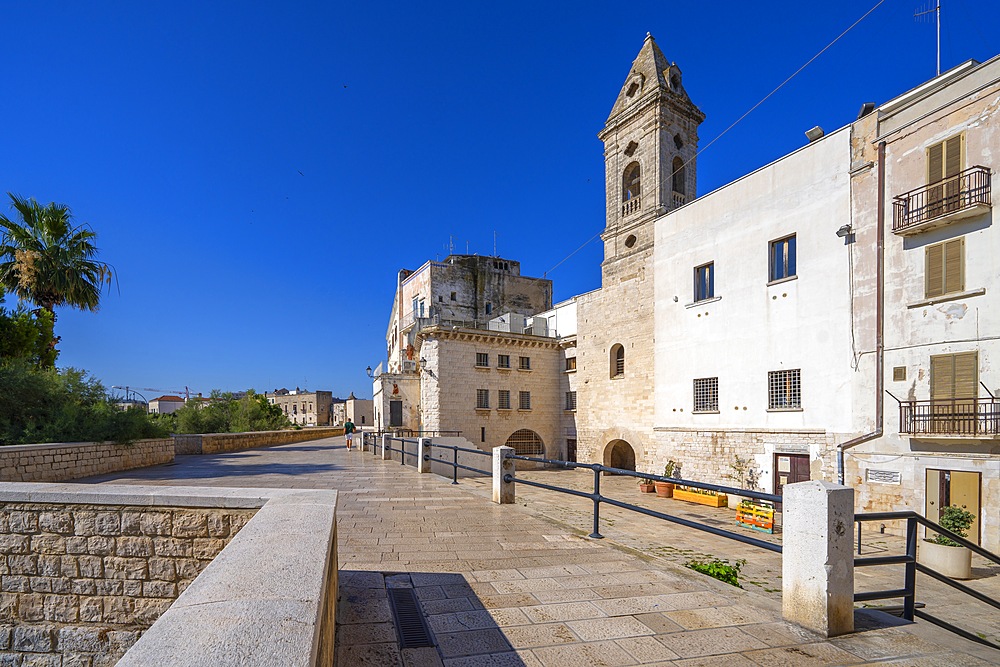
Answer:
[466,240,469,254]
[493,231,497,257]
[915,1,941,76]
[449,235,454,254]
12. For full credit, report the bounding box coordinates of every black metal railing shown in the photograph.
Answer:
[892,166,991,232]
[854,511,1000,649]
[382,436,420,465]
[423,443,491,485]
[899,397,1000,436]
[504,454,783,553]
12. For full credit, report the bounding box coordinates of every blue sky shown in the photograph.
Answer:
[4,1,999,399]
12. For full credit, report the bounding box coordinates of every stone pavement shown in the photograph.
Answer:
[78,437,999,666]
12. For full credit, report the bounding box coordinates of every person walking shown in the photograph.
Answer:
[344,418,356,451]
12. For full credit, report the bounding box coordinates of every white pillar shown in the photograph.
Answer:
[493,446,515,504]
[417,438,430,473]
[381,434,391,461]
[782,480,855,637]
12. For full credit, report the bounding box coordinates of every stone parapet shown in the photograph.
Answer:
[174,427,345,455]
[0,439,174,483]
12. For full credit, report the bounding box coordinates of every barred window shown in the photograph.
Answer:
[693,377,718,412]
[505,429,544,456]
[519,391,531,410]
[519,356,531,370]
[565,391,577,411]
[768,369,801,409]
[610,344,625,378]
[476,389,490,409]
[497,354,511,369]
[565,357,577,371]
[498,390,511,410]
[475,352,489,367]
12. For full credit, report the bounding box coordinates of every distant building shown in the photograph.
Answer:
[266,388,333,426]
[148,396,185,415]
[345,392,374,428]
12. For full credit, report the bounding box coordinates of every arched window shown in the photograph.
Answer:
[610,344,625,378]
[505,429,544,456]
[672,157,686,196]
[622,162,641,202]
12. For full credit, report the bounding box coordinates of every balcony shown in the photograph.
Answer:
[892,166,991,235]
[899,397,1000,437]
[622,197,640,217]
[672,192,686,208]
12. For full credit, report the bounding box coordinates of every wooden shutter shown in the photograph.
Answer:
[944,238,964,294]
[944,135,962,177]
[927,142,944,183]
[953,351,978,398]
[930,354,953,400]
[925,243,944,298]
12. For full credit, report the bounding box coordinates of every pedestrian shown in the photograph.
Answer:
[344,417,356,451]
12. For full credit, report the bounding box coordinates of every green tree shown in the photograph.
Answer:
[0,289,56,367]
[172,390,290,434]
[0,193,114,366]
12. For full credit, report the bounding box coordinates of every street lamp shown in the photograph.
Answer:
[365,366,373,378]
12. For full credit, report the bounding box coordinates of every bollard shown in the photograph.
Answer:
[417,438,430,473]
[492,446,514,504]
[381,434,391,461]
[782,480,855,637]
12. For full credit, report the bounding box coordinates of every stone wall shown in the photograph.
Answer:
[0,440,174,484]
[0,501,254,666]
[173,427,344,455]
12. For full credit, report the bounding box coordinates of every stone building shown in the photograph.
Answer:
[147,395,185,415]
[345,393,374,428]
[266,389,333,427]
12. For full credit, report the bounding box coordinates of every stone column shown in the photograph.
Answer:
[381,434,391,461]
[782,480,855,637]
[493,446,515,504]
[417,438,430,473]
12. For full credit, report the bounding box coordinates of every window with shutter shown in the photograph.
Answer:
[924,238,964,298]
[926,135,963,216]
[929,352,978,433]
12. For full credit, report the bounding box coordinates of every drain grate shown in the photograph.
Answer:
[387,587,435,648]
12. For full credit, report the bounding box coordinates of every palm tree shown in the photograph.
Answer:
[0,193,114,363]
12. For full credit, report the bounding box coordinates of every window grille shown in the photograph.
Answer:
[498,390,511,410]
[519,356,531,370]
[519,391,531,410]
[476,389,490,409]
[768,369,802,409]
[611,345,625,378]
[505,429,543,456]
[693,377,718,412]
[769,235,796,282]
[565,391,577,411]
[475,352,489,367]
[498,354,511,369]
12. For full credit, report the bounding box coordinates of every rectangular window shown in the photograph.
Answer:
[519,356,531,370]
[565,391,577,411]
[497,354,511,369]
[481,427,486,443]
[694,262,714,302]
[768,369,802,410]
[931,352,978,400]
[769,235,796,282]
[565,357,577,371]
[475,352,489,367]
[925,238,964,298]
[519,391,531,410]
[498,390,511,410]
[476,389,490,409]
[693,377,719,412]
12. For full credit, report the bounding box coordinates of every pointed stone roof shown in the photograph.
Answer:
[606,33,698,123]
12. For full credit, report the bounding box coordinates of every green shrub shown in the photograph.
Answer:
[685,558,746,587]
[932,505,976,547]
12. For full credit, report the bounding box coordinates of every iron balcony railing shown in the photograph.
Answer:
[892,165,991,233]
[898,397,1000,436]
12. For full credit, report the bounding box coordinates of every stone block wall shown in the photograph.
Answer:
[175,427,344,455]
[0,440,174,484]
[0,502,254,666]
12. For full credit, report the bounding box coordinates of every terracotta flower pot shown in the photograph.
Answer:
[654,481,674,498]
[639,483,655,493]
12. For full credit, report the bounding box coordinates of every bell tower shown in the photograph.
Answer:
[597,33,705,278]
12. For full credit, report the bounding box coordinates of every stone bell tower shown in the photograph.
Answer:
[574,34,705,471]
[597,32,705,280]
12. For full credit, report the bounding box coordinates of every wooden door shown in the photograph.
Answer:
[925,468,981,545]
[774,454,810,496]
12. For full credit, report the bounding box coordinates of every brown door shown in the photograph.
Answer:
[774,454,810,496]
[566,439,577,462]
[925,468,981,544]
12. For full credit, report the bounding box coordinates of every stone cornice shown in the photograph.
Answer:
[418,325,561,349]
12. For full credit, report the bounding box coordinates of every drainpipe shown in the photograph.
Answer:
[838,140,886,484]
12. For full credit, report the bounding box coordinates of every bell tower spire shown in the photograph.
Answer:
[597,33,705,274]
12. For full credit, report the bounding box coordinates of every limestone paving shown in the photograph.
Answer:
[77,436,998,666]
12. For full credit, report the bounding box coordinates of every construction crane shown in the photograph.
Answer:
[111,385,200,403]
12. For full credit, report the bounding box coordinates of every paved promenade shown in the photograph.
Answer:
[79,437,998,666]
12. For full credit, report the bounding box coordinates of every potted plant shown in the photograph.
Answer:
[724,454,761,510]
[638,477,655,493]
[654,459,681,498]
[673,485,729,508]
[918,505,976,579]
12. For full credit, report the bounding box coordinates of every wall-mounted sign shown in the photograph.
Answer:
[866,469,902,485]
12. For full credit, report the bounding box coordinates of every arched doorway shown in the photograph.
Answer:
[604,439,636,472]
[505,429,544,456]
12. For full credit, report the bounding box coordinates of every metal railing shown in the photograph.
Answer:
[892,166,991,232]
[854,510,1000,649]
[381,435,420,465]
[898,397,1000,436]
[423,443,491,485]
[504,454,783,553]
